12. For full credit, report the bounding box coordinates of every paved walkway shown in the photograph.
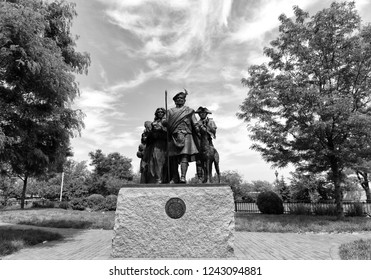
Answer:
[1,222,371,260]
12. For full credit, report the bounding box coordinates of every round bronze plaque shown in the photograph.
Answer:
[165,198,186,219]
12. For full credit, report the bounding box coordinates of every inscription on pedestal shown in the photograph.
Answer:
[165,197,186,219]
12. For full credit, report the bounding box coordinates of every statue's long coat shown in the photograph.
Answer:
[167,106,199,161]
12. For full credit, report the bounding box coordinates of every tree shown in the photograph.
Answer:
[0,175,18,206]
[89,150,134,195]
[0,0,90,208]
[338,172,364,201]
[347,161,371,202]
[217,170,243,187]
[289,171,334,202]
[27,177,60,200]
[249,180,274,193]
[237,2,371,218]
[15,159,91,201]
[213,170,244,200]
[62,159,90,199]
[274,176,291,202]
[234,180,274,201]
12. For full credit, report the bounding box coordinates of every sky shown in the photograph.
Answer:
[68,0,371,183]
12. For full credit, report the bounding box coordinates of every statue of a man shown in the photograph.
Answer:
[195,106,217,146]
[165,90,199,183]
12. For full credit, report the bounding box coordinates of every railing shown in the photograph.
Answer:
[2,198,53,207]
[235,201,371,215]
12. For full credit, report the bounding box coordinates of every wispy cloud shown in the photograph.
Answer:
[108,70,162,93]
[92,0,253,91]
[72,88,135,152]
[229,0,313,43]
[100,0,233,58]
[72,0,369,182]
[75,88,115,109]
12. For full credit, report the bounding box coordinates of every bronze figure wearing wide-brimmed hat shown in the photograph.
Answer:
[195,106,212,114]
[195,106,220,184]
[196,107,216,143]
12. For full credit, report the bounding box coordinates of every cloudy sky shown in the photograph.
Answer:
[69,0,371,183]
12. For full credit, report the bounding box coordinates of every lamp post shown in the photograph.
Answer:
[59,172,64,202]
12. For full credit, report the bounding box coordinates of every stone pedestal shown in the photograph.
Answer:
[111,184,235,259]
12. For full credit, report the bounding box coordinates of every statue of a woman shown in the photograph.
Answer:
[137,108,168,183]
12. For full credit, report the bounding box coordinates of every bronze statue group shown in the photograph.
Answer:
[137,90,220,184]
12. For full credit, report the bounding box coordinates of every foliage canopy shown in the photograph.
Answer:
[0,0,90,207]
[238,2,371,217]
[89,149,134,195]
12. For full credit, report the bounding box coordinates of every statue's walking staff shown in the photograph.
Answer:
[165,90,170,182]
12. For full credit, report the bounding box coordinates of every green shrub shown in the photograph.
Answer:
[31,201,40,208]
[69,197,87,211]
[104,195,117,211]
[58,201,69,210]
[339,238,371,260]
[44,200,55,208]
[313,204,337,216]
[7,198,17,206]
[31,200,55,208]
[87,194,105,210]
[256,191,284,214]
[288,204,312,215]
[346,202,365,217]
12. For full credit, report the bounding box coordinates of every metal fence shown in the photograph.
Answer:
[235,201,371,215]
[1,198,52,207]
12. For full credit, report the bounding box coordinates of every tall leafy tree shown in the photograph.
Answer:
[62,159,91,199]
[212,170,243,200]
[0,0,90,208]
[0,175,18,206]
[274,176,291,202]
[217,170,243,187]
[89,150,134,195]
[237,2,371,217]
[249,180,274,193]
[289,171,334,202]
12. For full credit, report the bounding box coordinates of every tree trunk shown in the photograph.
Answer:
[363,181,371,203]
[334,179,343,219]
[331,160,344,219]
[356,171,371,203]
[366,188,371,203]
[20,175,28,209]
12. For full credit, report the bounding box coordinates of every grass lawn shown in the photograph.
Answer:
[235,213,371,233]
[2,208,371,233]
[0,208,115,230]
[339,238,371,260]
[0,227,63,257]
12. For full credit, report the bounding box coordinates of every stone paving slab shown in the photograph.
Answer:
[2,222,371,260]
[0,222,113,260]
[233,231,371,260]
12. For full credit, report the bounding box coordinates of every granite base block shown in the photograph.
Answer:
[111,184,235,259]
